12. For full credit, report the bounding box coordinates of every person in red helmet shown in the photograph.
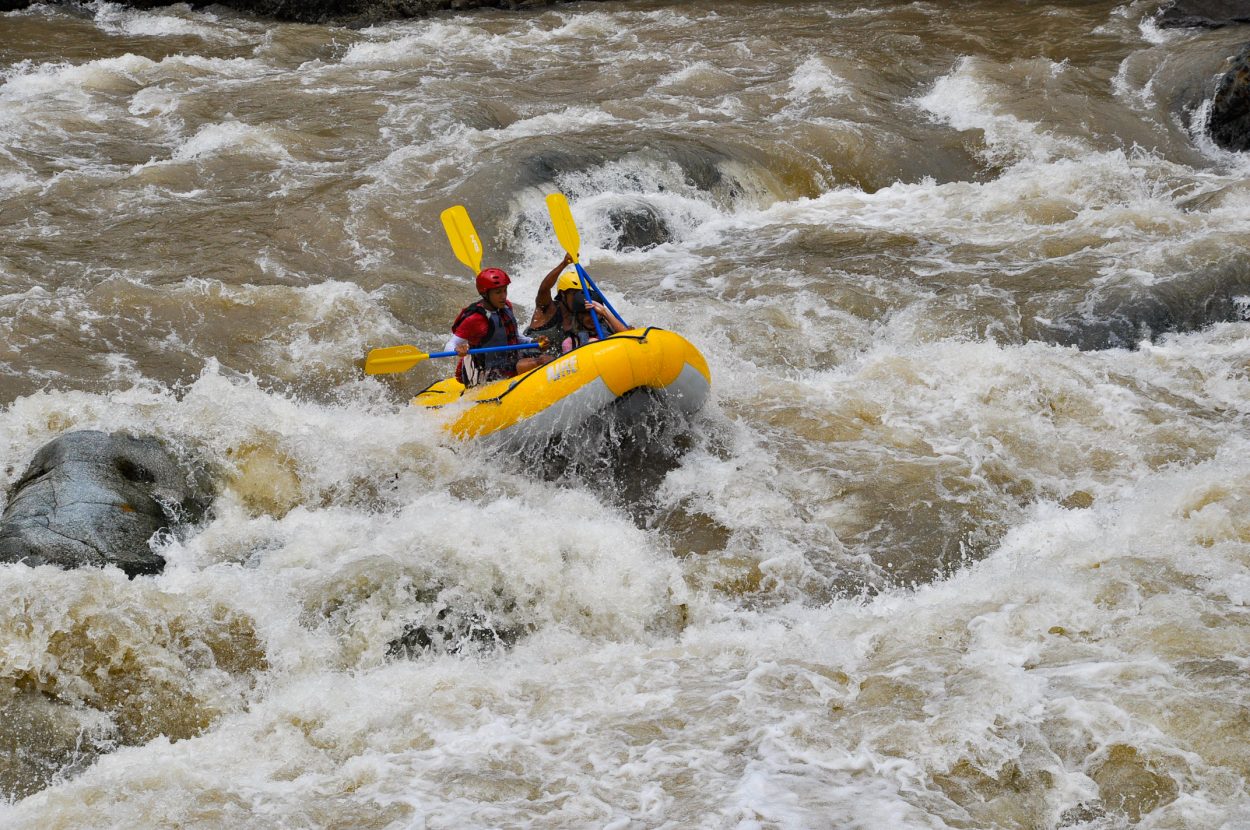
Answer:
[446,262,558,386]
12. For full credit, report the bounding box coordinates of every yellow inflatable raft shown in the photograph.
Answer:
[413,327,711,441]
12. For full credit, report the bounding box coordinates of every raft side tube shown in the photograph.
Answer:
[411,328,710,440]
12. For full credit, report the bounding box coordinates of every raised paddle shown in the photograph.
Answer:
[365,342,538,375]
[440,205,484,274]
[545,192,631,339]
[366,207,532,376]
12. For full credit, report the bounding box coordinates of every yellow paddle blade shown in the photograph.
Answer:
[364,344,429,375]
[440,205,483,274]
[545,192,581,264]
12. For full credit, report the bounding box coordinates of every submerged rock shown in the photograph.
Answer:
[0,430,211,577]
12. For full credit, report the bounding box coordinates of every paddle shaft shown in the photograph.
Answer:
[366,341,540,374]
[574,262,629,332]
[431,342,538,360]
[574,263,606,340]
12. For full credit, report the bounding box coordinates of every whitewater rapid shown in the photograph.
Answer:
[3,1,1250,827]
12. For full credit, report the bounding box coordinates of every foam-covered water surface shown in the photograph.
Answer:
[3,0,1250,826]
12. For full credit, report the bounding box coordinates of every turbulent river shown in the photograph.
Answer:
[3,0,1250,827]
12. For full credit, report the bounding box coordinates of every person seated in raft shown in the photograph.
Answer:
[447,266,552,386]
[561,293,628,353]
[528,264,628,352]
[523,254,576,358]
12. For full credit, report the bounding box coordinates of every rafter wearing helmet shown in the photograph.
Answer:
[445,264,553,386]
[525,257,626,357]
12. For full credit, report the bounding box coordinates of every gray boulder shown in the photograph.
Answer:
[0,431,211,577]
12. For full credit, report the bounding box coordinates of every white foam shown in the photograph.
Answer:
[9,423,1250,826]
[1138,16,1182,46]
[4,3,1250,825]
[1111,48,1159,112]
[786,55,851,102]
[917,56,1085,165]
[90,1,249,43]
[169,121,292,162]
[1,54,156,100]
[156,53,274,79]
[491,106,621,142]
[342,21,500,66]
[653,61,740,97]
[0,170,37,194]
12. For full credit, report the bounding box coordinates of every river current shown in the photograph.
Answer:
[2,1,1250,827]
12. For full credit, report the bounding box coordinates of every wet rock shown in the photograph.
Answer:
[1149,5,1250,152]
[386,605,519,658]
[1027,263,1250,350]
[1209,43,1250,152]
[385,582,523,659]
[606,200,673,251]
[486,139,753,261]
[0,431,211,577]
[1157,1,1250,28]
[0,0,597,24]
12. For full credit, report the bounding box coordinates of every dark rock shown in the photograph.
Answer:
[0,0,595,24]
[1157,1,1250,28]
[606,200,672,251]
[0,431,211,577]
[518,149,591,188]
[386,603,519,658]
[1209,43,1250,152]
[485,139,752,260]
[1026,263,1250,350]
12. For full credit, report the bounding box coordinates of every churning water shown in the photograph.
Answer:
[3,1,1250,827]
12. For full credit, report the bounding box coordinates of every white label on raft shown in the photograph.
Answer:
[547,356,578,383]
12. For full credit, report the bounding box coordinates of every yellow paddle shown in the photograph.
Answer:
[545,192,582,264]
[365,342,538,375]
[364,207,512,376]
[440,205,483,274]
[544,192,629,335]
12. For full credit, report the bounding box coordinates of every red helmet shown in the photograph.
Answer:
[476,268,511,293]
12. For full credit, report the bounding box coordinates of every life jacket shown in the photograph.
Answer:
[561,329,597,354]
[523,303,567,357]
[452,299,522,385]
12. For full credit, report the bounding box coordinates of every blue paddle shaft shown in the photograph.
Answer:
[428,342,538,359]
[575,263,629,330]
[574,262,606,340]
